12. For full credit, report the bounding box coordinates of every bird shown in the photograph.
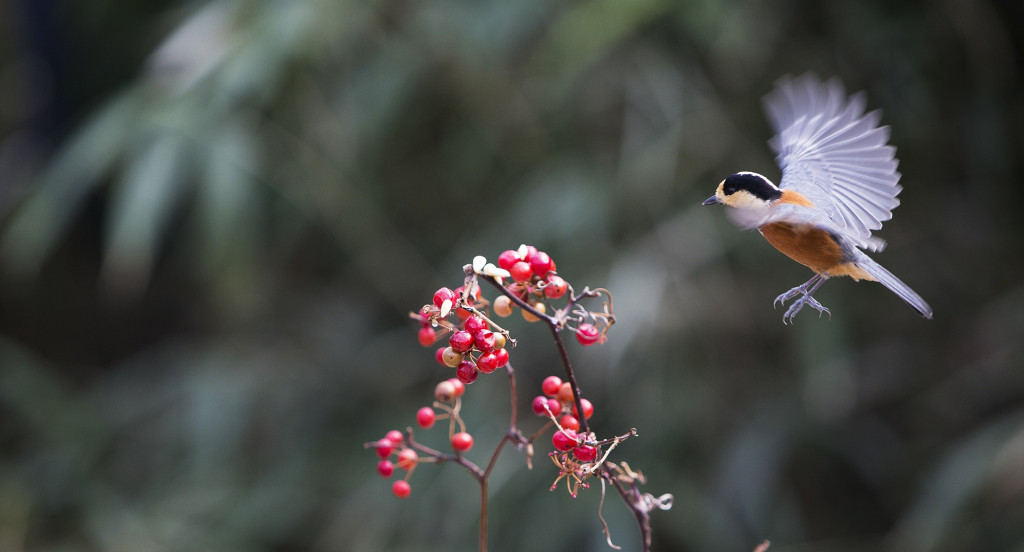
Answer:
[702,74,933,324]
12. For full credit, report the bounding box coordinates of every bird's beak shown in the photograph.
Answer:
[702,195,721,206]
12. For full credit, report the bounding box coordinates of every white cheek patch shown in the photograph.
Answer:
[727,191,770,210]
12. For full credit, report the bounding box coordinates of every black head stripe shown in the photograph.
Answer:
[723,173,781,201]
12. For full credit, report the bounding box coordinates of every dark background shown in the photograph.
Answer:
[0,0,1022,550]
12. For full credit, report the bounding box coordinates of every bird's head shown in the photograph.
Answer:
[702,172,782,209]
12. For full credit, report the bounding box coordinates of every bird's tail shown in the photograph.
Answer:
[856,254,933,319]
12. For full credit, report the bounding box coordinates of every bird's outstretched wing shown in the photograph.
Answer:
[762,74,901,251]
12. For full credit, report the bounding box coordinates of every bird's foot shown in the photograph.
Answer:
[773,286,806,309]
[781,294,831,325]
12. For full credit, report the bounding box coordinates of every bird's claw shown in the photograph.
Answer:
[773,287,805,308]
[775,286,831,325]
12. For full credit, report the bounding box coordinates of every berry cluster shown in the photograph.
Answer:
[531,375,594,435]
[368,377,472,499]
[528,376,607,495]
[415,281,512,385]
[370,429,418,498]
[372,244,617,502]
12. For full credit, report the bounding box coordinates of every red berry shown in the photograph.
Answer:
[456,360,478,384]
[572,397,594,420]
[509,261,532,282]
[528,251,553,276]
[548,397,562,414]
[464,315,487,336]
[447,378,466,397]
[573,444,598,462]
[544,275,567,299]
[498,249,521,270]
[451,431,474,452]
[491,347,509,368]
[433,287,455,308]
[473,330,496,353]
[532,396,552,416]
[417,407,436,429]
[392,479,412,499]
[377,459,394,477]
[560,414,580,432]
[522,245,538,258]
[385,430,404,444]
[576,323,601,346]
[552,428,579,451]
[397,448,418,470]
[418,326,436,347]
[477,351,499,373]
[541,376,563,397]
[434,347,447,366]
[374,439,394,458]
[449,330,474,353]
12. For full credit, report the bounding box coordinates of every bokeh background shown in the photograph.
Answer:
[1,0,1022,550]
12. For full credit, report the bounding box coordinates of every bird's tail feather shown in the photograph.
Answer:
[857,255,933,319]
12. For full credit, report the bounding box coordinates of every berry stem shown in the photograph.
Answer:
[479,273,655,552]
[479,275,593,435]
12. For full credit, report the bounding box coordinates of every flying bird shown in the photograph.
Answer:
[702,74,933,324]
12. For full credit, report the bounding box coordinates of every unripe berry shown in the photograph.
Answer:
[418,326,436,347]
[417,407,436,429]
[509,261,532,282]
[451,431,474,452]
[441,347,464,368]
[541,376,563,397]
[498,249,521,270]
[492,332,506,349]
[377,459,394,477]
[473,330,496,353]
[528,251,553,276]
[522,301,545,323]
[552,428,579,451]
[544,275,568,299]
[573,444,599,463]
[397,448,418,470]
[449,330,474,353]
[456,360,478,384]
[435,380,456,402]
[464,315,487,336]
[447,378,466,397]
[392,479,412,499]
[433,287,455,308]
[556,382,575,404]
[576,323,601,346]
[493,295,514,317]
[560,414,580,432]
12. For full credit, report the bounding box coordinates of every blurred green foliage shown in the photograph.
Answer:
[0,0,1022,550]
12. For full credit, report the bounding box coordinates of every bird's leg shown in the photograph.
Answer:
[773,274,823,308]
[774,274,830,324]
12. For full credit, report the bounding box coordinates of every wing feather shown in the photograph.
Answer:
[762,74,902,243]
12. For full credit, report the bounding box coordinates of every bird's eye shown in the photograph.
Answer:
[723,183,737,195]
